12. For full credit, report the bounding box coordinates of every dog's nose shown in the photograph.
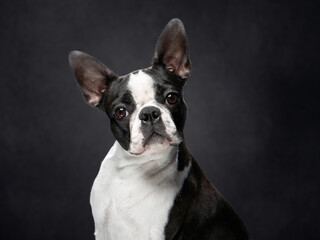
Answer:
[139,106,161,124]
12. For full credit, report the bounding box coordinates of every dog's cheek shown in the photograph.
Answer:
[171,102,187,133]
[110,120,131,151]
[161,109,177,135]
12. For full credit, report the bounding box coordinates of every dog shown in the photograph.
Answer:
[69,18,249,240]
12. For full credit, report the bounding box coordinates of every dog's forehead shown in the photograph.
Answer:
[127,70,156,106]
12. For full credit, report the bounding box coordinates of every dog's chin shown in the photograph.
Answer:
[129,133,180,156]
[144,132,166,146]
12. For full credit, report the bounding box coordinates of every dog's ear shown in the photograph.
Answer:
[68,50,117,108]
[152,18,191,79]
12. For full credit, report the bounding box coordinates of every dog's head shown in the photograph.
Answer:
[69,19,191,155]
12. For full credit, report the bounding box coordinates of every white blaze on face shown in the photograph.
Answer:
[127,70,181,155]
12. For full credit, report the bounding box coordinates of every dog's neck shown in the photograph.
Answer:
[106,141,183,180]
[91,141,191,240]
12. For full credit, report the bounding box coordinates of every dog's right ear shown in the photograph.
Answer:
[152,18,191,79]
[68,50,117,108]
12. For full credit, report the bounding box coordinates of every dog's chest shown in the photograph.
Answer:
[90,142,190,240]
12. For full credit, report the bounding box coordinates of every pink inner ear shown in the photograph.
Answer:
[178,67,190,79]
[99,87,106,93]
[84,93,100,107]
[163,53,190,78]
[166,66,175,72]
[163,55,180,71]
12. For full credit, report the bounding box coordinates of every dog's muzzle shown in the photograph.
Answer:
[139,106,171,146]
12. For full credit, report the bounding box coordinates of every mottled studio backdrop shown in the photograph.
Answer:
[1,0,319,239]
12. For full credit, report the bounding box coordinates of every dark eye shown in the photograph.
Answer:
[115,107,128,120]
[166,93,179,105]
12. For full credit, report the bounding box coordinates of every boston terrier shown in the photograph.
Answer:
[69,18,249,240]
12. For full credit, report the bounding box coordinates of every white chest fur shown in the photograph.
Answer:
[90,142,190,240]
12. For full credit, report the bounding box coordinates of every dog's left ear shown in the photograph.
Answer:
[152,18,191,79]
[69,50,117,108]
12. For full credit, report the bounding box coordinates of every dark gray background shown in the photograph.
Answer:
[1,0,319,239]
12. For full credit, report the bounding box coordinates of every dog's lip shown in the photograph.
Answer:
[129,151,143,156]
[128,131,180,155]
[142,132,168,148]
[128,136,179,156]
[169,142,180,147]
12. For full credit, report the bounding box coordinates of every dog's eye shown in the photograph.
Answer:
[115,107,128,120]
[166,93,179,105]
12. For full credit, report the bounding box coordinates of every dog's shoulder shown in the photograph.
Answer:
[166,158,250,240]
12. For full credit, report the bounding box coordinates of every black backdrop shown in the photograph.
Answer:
[1,0,319,239]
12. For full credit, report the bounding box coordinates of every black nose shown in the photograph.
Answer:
[139,106,161,124]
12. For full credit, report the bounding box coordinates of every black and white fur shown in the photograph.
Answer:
[69,18,249,240]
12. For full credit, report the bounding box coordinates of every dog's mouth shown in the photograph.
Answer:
[142,131,171,148]
[129,130,181,156]
[129,117,182,155]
